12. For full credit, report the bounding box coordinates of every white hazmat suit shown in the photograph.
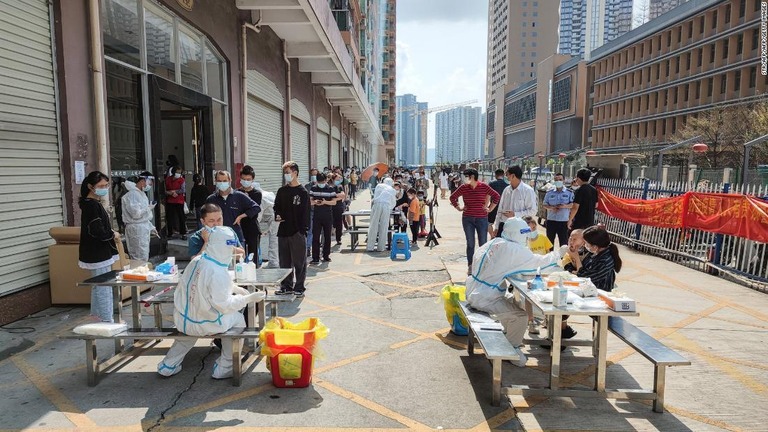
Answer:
[257,188,280,268]
[121,181,154,262]
[465,218,565,366]
[158,226,263,379]
[367,178,397,252]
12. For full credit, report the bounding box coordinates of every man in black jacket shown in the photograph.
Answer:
[308,173,337,264]
[274,161,310,296]
[238,165,263,262]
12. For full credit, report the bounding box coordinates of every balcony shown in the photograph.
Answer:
[236,0,382,145]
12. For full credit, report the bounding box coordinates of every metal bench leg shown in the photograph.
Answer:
[270,302,278,319]
[653,365,666,413]
[153,304,162,329]
[492,359,502,406]
[467,325,475,355]
[86,339,98,387]
[233,338,242,387]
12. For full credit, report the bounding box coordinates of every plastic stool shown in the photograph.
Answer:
[390,232,411,260]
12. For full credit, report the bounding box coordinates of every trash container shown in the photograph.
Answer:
[441,285,468,336]
[259,317,329,388]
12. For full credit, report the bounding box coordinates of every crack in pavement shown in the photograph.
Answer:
[146,347,214,432]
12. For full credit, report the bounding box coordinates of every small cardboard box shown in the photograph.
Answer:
[597,289,636,312]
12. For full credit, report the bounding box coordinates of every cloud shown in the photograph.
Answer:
[397,0,487,23]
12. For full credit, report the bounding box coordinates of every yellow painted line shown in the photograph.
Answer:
[665,332,768,394]
[643,303,768,330]
[315,379,433,431]
[664,341,768,371]
[662,404,747,432]
[354,252,364,265]
[470,407,518,431]
[0,363,85,392]
[0,314,93,369]
[12,357,97,428]
[156,428,412,432]
[314,351,379,374]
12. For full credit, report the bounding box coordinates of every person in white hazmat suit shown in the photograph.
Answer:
[465,217,568,367]
[366,177,397,252]
[121,172,156,262]
[158,226,264,379]
[255,184,280,268]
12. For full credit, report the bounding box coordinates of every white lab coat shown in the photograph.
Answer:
[494,181,538,230]
[465,227,561,346]
[258,191,280,268]
[159,227,252,378]
[121,181,153,262]
[366,182,397,252]
[439,172,449,189]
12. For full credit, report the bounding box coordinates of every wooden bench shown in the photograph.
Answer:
[61,327,260,387]
[458,301,521,406]
[608,316,691,413]
[143,290,295,329]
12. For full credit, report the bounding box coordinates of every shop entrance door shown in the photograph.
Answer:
[149,75,213,239]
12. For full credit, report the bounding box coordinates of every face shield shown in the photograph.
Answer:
[501,218,532,245]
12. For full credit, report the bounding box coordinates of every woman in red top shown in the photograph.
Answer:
[165,165,187,239]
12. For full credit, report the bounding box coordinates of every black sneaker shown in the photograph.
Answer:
[309,260,320,265]
[275,289,293,295]
[322,257,332,262]
[562,325,578,340]
[335,241,342,246]
[294,291,305,298]
[181,235,187,240]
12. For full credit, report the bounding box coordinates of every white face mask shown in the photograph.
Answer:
[284,173,293,182]
[216,182,229,192]
[241,179,253,188]
[174,173,182,179]
[528,230,538,240]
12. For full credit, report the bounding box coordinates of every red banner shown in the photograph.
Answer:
[597,187,768,243]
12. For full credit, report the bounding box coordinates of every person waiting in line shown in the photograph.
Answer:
[450,168,500,275]
[568,168,598,231]
[330,173,347,246]
[238,165,263,262]
[406,188,421,246]
[523,216,553,255]
[349,168,358,200]
[309,173,337,264]
[205,170,261,248]
[543,172,574,249]
[274,161,310,296]
[158,226,264,379]
[487,169,508,238]
[165,165,187,240]
[439,169,450,198]
[417,190,428,237]
[393,182,410,233]
[189,174,210,231]
[567,225,622,292]
[78,171,119,323]
[121,171,156,263]
[466,218,569,367]
[305,168,319,257]
[493,165,537,238]
[368,168,380,198]
[367,177,397,252]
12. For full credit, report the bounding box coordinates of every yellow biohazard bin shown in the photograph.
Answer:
[259,317,329,388]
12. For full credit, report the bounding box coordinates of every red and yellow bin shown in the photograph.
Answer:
[259,317,329,388]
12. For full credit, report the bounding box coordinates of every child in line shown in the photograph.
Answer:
[417,191,428,238]
[407,188,421,246]
[523,216,553,255]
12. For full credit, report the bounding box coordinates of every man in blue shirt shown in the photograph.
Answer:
[205,170,261,247]
[542,173,574,250]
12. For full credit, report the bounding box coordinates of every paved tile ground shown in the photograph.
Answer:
[1,186,767,432]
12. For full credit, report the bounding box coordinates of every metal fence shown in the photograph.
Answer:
[595,178,768,292]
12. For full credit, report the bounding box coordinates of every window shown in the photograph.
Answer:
[144,4,175,81]
[531,62,534,67]
[683,84,689,102]
[686,52,691,70]
[678,27,682,44]
[531,52,536,57]
[712,10,717,29]
[739,0,746,18]
[695,81,701,99]
[688,22,693,39]
[754,29,760,51]
[722,40,729,59]
[709,44,716,62]
[655,63,660,80]
[665,60,670,76]
[734,70,741,92]
[532,32,538,37]
[532,22,536,27]
[737,34,744,55]
[707,77,714,97]
[673,87,678,104]
[101,0,141,66]
[697,48,703,67]
[750,66,757,88]
[179,23,204,92]
[725,4,731,23]
[700,16,705,33]
[667,31,671,47]
[720,76,727,94]
[675,56,680,74]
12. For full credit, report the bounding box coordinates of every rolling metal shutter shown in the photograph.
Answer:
[246,71,284,193]
[247,97,283,193]
[316,117,329,169]
[0,0,64,296]
[331,126,341,167]
[290,118,310,180]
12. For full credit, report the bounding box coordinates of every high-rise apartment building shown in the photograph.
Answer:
[379,0,396,164]
[436,106,484,164]
[485,0,561,158]
[649,0,689,19]
[395,94,428,165]
[559,0,634,60]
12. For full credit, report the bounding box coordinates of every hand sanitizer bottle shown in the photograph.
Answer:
[553,277,568,307]
[531,267,545,291]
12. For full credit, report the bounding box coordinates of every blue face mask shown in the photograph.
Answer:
[311,175,317,182]
[528,231,539,240]
[241,180,253,188]
[554,181,564,189]
[94,187,108,197]
[317,183,326,189]
[143,185,152,192]
[216,182,230,191]
[334,180,342,186]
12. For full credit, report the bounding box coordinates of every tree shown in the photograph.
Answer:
[633,0,650,29]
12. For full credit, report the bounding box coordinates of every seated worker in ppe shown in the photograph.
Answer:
[465,217,568,367]
[158,226,264,379]
[188,203,243,258]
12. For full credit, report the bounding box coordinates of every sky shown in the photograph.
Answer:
[396,0,488,150]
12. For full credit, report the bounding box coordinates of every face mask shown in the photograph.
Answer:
[284,173,293,182]
[554,181,564,189]
[216,182,230,191]
[174,173,181,179]
[311,175,317,183]
[241,180,253,188]
[504,178,510,184]
[571,185,581,191]
[317,183,326,189]
[143,185,152,192]
[94,187,108,197]
[334,180,342,186]
[528,231,539,240]
[204,225,216,233]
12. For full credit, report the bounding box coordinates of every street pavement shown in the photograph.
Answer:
[1,185,767,432]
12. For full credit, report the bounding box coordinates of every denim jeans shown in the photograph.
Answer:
[462,216,489,265]
[90,266,114,322]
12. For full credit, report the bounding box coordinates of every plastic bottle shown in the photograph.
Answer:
[235,257,245,281]
[553,277,568,308]
[530,267,545,291]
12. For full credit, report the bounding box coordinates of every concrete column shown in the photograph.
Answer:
[722,168,732,184]
[662,165,670,185]
[688,164,697,184]
[640,165,647,178]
